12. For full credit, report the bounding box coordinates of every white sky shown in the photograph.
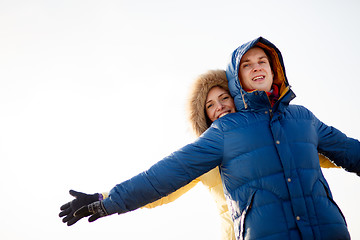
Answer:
[1,0,360,239]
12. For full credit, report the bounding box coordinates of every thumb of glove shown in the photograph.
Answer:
[73,205,92,218]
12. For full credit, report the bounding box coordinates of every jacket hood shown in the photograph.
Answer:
[226,36,295,111]
[187,70,229,137]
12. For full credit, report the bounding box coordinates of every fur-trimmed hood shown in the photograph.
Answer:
[187,70,229,137]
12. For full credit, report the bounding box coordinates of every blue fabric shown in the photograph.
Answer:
[103,37,359,239]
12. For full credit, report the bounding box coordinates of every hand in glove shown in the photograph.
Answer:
[59,190,100,226]
[74,200,109,222]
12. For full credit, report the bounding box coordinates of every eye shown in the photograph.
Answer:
[206,103,213,109]
[222,96,230,101]
[259,59,269,64]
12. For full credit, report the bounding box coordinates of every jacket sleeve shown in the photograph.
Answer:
[314,112,360,173]
[198,167,236,240]
[102,125,225,215]
[141,178,200,209]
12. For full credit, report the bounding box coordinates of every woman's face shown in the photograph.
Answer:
[205,86,236,122]
[238,47,274,92]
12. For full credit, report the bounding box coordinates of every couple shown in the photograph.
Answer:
[60,37,359,240]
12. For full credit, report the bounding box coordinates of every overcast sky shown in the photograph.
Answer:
[1,0,360,239]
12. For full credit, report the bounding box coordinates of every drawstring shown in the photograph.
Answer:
[241,90,248,109]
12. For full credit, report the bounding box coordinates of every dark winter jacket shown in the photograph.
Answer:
[102,37,360,240]
[223,36,360,239]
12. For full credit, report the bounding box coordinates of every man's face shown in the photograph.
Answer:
[238,47,274,92]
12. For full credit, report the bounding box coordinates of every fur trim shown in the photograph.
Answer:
[187,70,229,137]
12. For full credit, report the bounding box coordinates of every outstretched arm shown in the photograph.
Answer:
[100,127,225,221]
[60,126,225,223]
[59,181,200,226]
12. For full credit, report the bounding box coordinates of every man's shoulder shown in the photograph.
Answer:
[285,104,314,119]
[212,111,267,132]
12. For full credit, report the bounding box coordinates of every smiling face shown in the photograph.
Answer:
[205,86,236,122]
[239,47,274,92]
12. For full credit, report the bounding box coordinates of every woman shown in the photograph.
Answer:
[60,70,236,239]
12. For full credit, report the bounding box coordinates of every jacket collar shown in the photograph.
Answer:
[233,87,295,113]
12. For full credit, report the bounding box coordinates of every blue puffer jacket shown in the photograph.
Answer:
[103,37,360,240]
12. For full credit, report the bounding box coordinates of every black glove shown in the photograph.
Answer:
[74,200,109,222]
[59,190,100,226]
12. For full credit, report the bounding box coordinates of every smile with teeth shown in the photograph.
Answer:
[252,76,265,81]
[218,112,229,118]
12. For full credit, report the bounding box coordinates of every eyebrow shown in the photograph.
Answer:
[206,99,213,105]
[206,93,229,104]
[241,55,268,64]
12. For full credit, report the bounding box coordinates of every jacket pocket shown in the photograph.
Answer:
[240,190,257,240]
[319,179,347,226]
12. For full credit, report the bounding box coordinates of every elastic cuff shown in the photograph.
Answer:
[99,192,109,201]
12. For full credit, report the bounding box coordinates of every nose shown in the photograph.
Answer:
[216,102,224,111]
[252,63,261,72]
